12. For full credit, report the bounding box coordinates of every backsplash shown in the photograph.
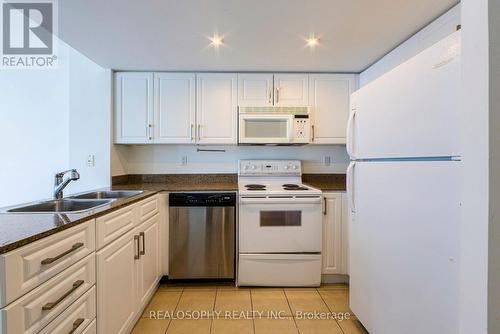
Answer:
[111,144,349,176]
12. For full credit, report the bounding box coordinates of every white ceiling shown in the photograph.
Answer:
[58,0,459,72]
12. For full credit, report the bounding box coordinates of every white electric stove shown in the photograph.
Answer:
[237,160,323,287]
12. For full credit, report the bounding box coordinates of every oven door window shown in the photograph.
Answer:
[244,119,289,139]
[260,211,302,227]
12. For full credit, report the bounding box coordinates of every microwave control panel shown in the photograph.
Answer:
[293,116,310,143]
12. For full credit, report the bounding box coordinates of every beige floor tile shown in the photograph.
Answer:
[254,317,298,334]
[132,318,170,334]
[337,319,369,334]
[158,284,185,292]
[166,319,212,334]
[217,285,250,291]
[317,284,349,291]
[284,290,329,314]
[176,290,216,312]
[143,291,183,318]
[183,285,218,291]
[295,318,344,334]
[215,290,252,312]
[251,290,293,317]
[210,319,254,334]
[250,288,285,293]
[317,289,352,313]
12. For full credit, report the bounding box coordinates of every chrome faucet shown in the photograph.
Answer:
[53,169,80,199]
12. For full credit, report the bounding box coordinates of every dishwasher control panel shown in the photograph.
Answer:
[169,193,236,206]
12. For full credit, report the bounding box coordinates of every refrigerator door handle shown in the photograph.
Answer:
[347,161,356,213]
[346,107,357,158]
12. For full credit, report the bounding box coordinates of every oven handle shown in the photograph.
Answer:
[239,197,321,205]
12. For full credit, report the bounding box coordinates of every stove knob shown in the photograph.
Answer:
[243,165,249,170]
[251,165,257,170]
[292,165,298,170]
[284,165,289,170]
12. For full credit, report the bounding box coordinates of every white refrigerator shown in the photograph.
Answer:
[347,31,461,334]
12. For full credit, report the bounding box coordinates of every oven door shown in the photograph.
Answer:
[238,196,322,253]
[239,114,293,144]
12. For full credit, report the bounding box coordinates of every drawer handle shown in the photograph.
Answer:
[42,280,84,311]
[134,235,140,260]
[68,318,85,334]
[41,242,84,265]
[139,232,146,256]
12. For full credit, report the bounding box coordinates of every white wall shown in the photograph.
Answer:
[459,0,490,333]
[0,45,70,207]
[359,4,461,87]
[68,48,112,194]
[488,0,500,331]
[0,39,111,207]
[112,144,349,175]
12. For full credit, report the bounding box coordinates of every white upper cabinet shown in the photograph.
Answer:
[309,74,356,144]
[274,74,309,106]
[154,73,196,144]
[237,73,274,106]
[114,72,154,144]
[196,73,238,144]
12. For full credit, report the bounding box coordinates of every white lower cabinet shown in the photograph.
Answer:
[96,212,161,334]
[321,192,349,275]
[96,228,138,334]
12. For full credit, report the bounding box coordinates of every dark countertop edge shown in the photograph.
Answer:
[0,190,158,255]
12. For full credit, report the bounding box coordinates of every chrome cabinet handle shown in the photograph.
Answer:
[268,87,272,104]
[190,124,194,141]
[198,124,202,139]
[42,280,84,311]
[148,124,153,140]
[41,242,84,265]
[323,197,327,215]
[312,125,315,142]
[139,232,145,255]
[134,235,140,259]
[276,87,280,103]
[68,318,85,334]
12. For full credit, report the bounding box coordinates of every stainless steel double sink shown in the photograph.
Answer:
[5,191,143,214]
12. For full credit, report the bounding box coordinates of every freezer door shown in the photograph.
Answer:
[348,32,461,160]
[349,161,460,334]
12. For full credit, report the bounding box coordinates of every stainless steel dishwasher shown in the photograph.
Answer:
[169,193,236,279]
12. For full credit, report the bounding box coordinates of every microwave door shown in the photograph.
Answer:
[239,114,293,144]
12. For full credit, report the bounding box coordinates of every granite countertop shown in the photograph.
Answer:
[302,174,347,191]
[0,189,157,255]
[112,174,239,192]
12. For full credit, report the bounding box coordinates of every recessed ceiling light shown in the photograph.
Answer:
[210,34,224,48]
[306,37,320,47]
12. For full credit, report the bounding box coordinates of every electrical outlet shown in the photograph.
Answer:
[181,156,188,166]
[86,155,95,167]
[323,156,331,166]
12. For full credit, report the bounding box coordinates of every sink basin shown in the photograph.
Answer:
[70,190,144,200]
[6,199,114,213]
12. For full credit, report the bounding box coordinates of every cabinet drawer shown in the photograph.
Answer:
[0,220,95,307]
[96,205,137,249]
[137,196,158,222]
[81,319,96,334]
[0,254,95,334]
[39,286,96,334]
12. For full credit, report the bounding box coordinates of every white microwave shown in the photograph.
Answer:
[238,106,311,145]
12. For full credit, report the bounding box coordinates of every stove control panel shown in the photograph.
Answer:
[239,160,302,176]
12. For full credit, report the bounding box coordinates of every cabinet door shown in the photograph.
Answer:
[273,74,309,106]
[96,230,138,334]
[154,73,196,143]
[196,73,238,144]
[309,74,356,144]
[322,193,343,274]
[237,73,273,106]
[114,72,154,144]
[137,214,160,307]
